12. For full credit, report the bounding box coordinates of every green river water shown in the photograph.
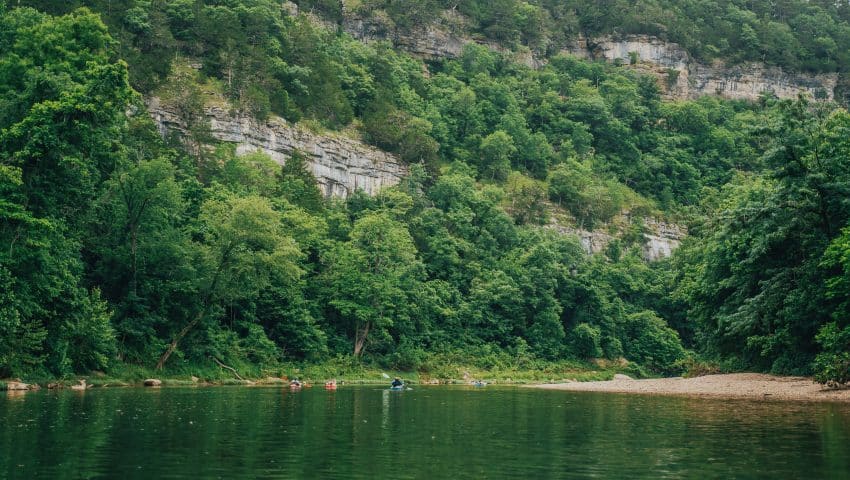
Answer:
[2,386,849,479]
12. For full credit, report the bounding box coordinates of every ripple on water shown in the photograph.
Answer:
[1,387,850,479]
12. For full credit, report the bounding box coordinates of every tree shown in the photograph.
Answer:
[675,100,850,373]
[0,7,133,376]
[479,130,516,181]
[505,172,548,225]
[621,310,686,374]
[156,193,302,369]
[88,158,193,364]
[322,212,424,357]
[277,150,325,213]
[815,226,850,386]
[1,8,136,224]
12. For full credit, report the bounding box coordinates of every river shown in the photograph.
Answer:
[2,386,849,479]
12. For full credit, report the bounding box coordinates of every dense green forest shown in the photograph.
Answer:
[1,1,849,385]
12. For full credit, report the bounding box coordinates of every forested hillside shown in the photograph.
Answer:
[1,1,849,385]
[302,0,850,74]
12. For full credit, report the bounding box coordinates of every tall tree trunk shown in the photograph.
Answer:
[353,322,370,357]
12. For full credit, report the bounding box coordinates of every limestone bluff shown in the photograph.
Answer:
[147,97,408,199]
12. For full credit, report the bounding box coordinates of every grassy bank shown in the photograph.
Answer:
[3,354,647,389]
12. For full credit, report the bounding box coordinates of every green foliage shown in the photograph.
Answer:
[478,130,516,181]
[7,3,850,382]
[571,323,602,359]
[12,0,772,211]
[675,99,850,374]
[321,211,424,357]
[622,311,687,375]
[0,7,135,377]
[815,225,850,385]
[61,289,116,373]
[342,0,850,74]
[504,172,548,225]
[813,322,850,387]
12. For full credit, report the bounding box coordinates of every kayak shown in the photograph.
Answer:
[390,385,405,391]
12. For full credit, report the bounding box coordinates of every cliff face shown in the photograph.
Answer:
[339,11,836,102]
[343,15,465,60]
[548,217,686,261]
[564,36,837,101]
[641,218,686,261]
[341,11,543,68]
[146,98,407,198]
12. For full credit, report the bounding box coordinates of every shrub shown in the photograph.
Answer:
[62,289,116,374]
[571,323,602,359]
[814,322,850,387]
[680,357,721,378]
[622,311,687,375]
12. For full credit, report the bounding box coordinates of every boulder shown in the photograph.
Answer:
[144,378,162,387]
[613,374,634,381]
[6,381,29,391]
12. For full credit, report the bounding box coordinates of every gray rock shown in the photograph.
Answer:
[562,35,836,102]
[546,216,687,261]
[147,98,407,198]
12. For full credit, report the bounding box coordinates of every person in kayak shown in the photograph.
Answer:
[391,377,403,388]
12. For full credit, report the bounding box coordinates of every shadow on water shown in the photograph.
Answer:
[2,386,850,479]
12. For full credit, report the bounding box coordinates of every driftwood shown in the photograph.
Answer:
[211,356,244,381]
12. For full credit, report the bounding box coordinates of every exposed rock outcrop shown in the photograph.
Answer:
[547,217,686,261]
[641,218,686,261]
[563,35,837,101]
[341,10,542,68]
[147,98,408,198]
[343,13,466,60]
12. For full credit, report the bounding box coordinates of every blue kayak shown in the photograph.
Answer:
[390,385,405,391]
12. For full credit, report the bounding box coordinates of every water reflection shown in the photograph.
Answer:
[1,387,849,479]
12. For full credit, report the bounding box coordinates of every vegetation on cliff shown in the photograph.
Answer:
[303,0,850,75]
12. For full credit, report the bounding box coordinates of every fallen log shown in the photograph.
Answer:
[211,356,245,381]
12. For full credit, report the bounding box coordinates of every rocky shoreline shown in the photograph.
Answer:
[533,373,850,402]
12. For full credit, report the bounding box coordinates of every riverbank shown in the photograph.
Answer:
[2,357,640,391]
[533,373,850,402]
